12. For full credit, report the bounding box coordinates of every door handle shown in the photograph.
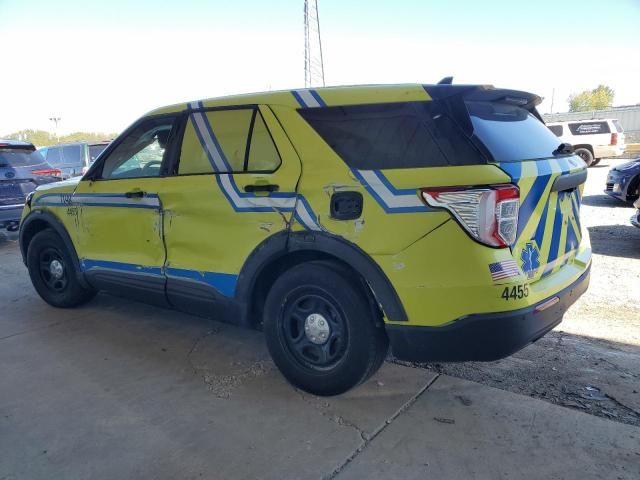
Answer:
[125,190,145,198]
[244,184,279,193]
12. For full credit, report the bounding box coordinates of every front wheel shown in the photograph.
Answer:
[27,229,96,308]
[263,262,388,396]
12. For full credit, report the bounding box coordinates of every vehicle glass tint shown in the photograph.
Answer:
[179,107,279,174]
[299,101,482,169]
[0,148,46,167]
[61,144,84,166]
[89,144,108,163]
[101,119,175,179]
[548,125,563,136]
[467,101,562,162]
[568,121,610,135]
[247,112,281,171]
[45,147,63,166]
[612,120,624,133]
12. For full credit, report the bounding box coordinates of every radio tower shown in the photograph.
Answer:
[304,0,325,88]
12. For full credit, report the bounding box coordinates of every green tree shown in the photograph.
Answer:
[568,85,615,112]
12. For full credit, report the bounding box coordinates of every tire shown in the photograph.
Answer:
[263,261,389,396]
[591,158,601,166]
[27,229,96,308]
[574,147,594,167]
[627,175,640,203]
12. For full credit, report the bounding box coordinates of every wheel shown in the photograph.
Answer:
[591,158,601,166]
[574,147,594,167]
[263,262,389,396]
[627,175,640,203]
[27,229,96,308]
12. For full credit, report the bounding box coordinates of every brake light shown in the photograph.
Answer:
[611,132,618,146]
[32,168,62,178]
[421,185,519,248]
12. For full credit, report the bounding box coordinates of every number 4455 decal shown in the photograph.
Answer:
[501,284,529,301]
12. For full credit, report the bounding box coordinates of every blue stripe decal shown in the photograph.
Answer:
[499,162,522,183]
[370,170,422,196]
[291,90,309,108]
[516,172,553,239]
[80,259,163,276]
[547,196,564,263]
[309,90,327,107]
[351,169,433,214]
[532,197,549,250]
[165,267,238,298]
[564,217,579,254]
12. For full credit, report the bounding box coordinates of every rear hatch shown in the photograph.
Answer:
[461,89,587,282]
[0,144,60,207]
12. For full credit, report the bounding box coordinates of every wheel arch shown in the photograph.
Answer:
[573,144,594,156]
[19,210,90,288]
[236,231,408,327]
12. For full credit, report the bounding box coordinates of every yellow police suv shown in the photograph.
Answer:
[19,83,591,395]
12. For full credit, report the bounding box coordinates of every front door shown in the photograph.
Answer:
[72,115,180,304]
[159,104,306,318]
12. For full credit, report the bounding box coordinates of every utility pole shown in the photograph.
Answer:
[550,89,555,114]
[304,0,325,88]
[49,117,61,143]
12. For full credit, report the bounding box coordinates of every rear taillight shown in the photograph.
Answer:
[32,168,62,178]
[611,132,618,145]
[421,185,519,248]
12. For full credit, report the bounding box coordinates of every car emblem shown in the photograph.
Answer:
[520,241,540,279]
[5,171,15,179]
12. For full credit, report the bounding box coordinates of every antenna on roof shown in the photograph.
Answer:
[437,76,453,85]
[304,0,325,88]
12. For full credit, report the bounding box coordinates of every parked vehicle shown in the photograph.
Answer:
[605,157,640,203]
[0,140,61,231]
[19,84,591,395]
[39,140,111,179]
[631,198,640,229]
[546,119,625,166]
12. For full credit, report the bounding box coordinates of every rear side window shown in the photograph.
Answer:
[612,120,624,133]
[299,102,482,169]
[568,121,610,135]
[61,144,84,166]
[0,148,46,167]
[179,107,281,175]
[467,101,561,162]
[548,125,563,136]
[45,147,63,166]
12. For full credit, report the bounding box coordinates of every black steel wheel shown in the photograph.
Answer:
[27,229,96,308]
[264,261,388,396]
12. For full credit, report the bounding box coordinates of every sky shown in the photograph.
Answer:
[1,0,638,136]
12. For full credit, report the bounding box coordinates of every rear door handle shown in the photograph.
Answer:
[244,184,279,193]
[125,190,145,198]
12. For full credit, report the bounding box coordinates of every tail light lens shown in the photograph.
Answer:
[611,132,618,145]
[421,185,519,248]
[32,168,62,178]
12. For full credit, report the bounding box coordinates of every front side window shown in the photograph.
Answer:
[100,118,176,180]
[179,107,281,175]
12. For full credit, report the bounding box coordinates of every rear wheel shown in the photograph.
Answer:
[574,147,594,166]
[263,262,388,396]
[27,229,96,308]
[627,175,640,203]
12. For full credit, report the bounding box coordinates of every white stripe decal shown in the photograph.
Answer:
[294,89,321,108]
[35,194,160,209]
[357,170,425,209]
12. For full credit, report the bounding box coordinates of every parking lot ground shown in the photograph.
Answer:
[1,230,639,479]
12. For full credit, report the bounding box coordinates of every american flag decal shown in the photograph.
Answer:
[489,260,521,282]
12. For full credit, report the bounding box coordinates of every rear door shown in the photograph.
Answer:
[467,99,587,282]
[159,104,303,315]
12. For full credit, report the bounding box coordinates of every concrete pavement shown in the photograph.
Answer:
[1,238,639,480]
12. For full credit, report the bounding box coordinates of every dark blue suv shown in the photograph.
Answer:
[0,140,61,231]
[605,157,640,204]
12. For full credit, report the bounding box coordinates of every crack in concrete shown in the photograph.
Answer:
[605,393,640,418]
[0,311,95,342]
[322,374,441,480]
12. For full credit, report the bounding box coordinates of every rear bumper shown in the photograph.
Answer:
[387,266,590,362]
[0,204,23,227]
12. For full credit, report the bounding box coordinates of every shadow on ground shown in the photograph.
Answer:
[587,224,640,259]
[404,330,640,427]
[581,193,632,208]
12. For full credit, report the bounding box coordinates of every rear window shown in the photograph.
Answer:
[467,101,562,162]
[548,125,563,136]
[0,148,46,167]
[61,144,84,166]
[612,120,624,133]
[299,101,482,169]
[568,121,610,135]
[89,144,108,163]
